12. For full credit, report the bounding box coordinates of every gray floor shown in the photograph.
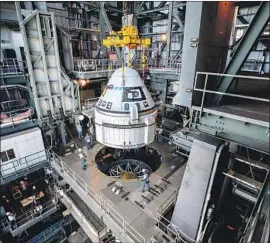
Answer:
[206,103,269,123]
[61,141,187,241]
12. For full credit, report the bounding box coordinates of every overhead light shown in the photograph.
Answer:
[81,80,86,87]
[79,115,84,121]
[77,79,90,87]
[161,34,167,41]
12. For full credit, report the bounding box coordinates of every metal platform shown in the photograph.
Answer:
[202,103,269,126]
[191,72,270,154]
[71,58,181,79]
[50,142,187,242]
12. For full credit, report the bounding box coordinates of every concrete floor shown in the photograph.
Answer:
[61,140,187,241]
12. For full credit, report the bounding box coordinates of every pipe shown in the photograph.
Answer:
[196,143,226,241]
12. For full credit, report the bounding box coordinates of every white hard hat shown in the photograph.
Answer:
[142,169,146,173]
[33,186,36,189]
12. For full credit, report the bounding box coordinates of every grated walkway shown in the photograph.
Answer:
[59,141,187,242]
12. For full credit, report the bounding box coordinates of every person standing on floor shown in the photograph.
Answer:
[76,123,83,139]
[156,126,163,144]
[20,179,28,191]
[89,124,94,135]
[79,149,87,170]
[85,133,92,150]
[32,185,38,198]
[6,212,16,230]
[158,126,163,144]
[141,169,151,192]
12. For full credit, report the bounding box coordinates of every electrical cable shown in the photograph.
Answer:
[198,217,213,242]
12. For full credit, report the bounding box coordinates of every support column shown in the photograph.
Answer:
[212,2,270,104]
[172,2,235,107]
[122,14,136,66]
[101,2,123,64]
[99,4,105,59]
[166,2,173,65]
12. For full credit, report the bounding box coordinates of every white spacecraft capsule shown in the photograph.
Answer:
[95,67,157,149]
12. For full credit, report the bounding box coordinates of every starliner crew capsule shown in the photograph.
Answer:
[94,67,157,149]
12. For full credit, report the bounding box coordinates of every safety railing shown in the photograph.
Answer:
[0,150,48,180]
[13,200,58,228]
[50,151,146,243]
[73,58,122,73]
[133,58,181,73]
[0,58,28,76]
[49,150,195,243]
[1,99,28,112]
[54,186,105,237]
[81,97,100,112]
[73,58,181,74]
[156,213,179,241]
[25,219,63,243]
[193,72,270,119]
[1,200,58,232]
[156,213,200,243]
[0,107,35,128]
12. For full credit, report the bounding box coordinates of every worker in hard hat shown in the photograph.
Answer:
[85,133,92,150]
[6,212,16,230]
[76,123,83,139]
[141,169,151,192]
[32,185,38,197]
[78,149,87,170]
[156,126,163,144]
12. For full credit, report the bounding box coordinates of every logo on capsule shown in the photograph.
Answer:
[102,85,124,96]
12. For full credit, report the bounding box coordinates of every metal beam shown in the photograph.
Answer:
[158,1,167,8]
[136,6,168,15]
[136,3,185,16]
[166,2,173,64]
[35,13,55,117]
[100,3,122,64]
[15,1,23,22]
[173,48,182,60]
[160,43,167,53]
[136,1,145,13]
[212,2,270,105]
[104,3,123,14]
[237,15,249,24]
[173,9,184,31]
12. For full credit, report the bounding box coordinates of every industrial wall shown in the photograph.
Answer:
[1,127,45,161]
[1,127,46,178]
[0,26,24,62]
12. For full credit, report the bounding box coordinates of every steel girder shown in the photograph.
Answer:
[18,10,80,120]
[100,3,123,64]
[211,2,270,105]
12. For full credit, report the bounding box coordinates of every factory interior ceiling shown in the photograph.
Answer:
[0,1,269,243]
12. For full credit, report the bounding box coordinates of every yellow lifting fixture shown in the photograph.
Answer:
[103,25,151,49]
[103,25,151,69]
